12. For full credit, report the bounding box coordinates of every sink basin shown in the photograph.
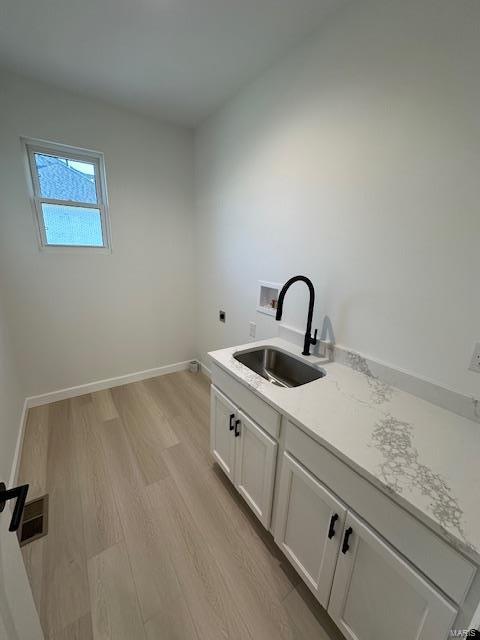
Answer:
[234,347,326,388]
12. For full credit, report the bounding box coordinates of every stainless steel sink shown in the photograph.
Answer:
[234,347,326,388]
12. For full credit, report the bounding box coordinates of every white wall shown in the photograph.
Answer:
[194,0,480,398]
[0,290,43,639]
[0,68,196,396]
[0,291,23,497]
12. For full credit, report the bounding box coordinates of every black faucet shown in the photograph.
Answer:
[275,275,318,356]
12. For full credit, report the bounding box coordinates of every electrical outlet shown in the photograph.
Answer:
[249,322,256,338]
[469,343,480,373]
[219,310,226,323]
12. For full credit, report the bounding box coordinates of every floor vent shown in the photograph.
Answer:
[18,494,48,546]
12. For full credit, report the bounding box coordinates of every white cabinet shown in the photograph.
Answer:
[284,420,474,605]
[274,452,457,640]
[210,385,277,528]
[328,512,457,640]
[210,375,464,640]
[234,410,277,528]
[274,453,347,607]
[210,386,237,481]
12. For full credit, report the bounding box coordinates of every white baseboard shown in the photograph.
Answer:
[25,359,193,409]
[9,399,29,487]
[200,361,211,379]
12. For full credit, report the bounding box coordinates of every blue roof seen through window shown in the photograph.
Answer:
[35,153,97,204]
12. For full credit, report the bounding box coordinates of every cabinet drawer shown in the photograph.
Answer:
[211,363,281,439]
[285,421,475,605]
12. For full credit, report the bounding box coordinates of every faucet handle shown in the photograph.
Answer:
[311,329,318,345]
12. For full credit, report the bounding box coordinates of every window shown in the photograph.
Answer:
[24,139,111,250]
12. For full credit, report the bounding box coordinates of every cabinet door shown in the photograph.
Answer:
[274,452,347,608]
[328,512,457,640]
[210,385,237,481]
[234,410,277,528]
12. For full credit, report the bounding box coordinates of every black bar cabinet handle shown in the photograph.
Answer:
[341,526,353,554]
[328,513,339,539]
[234,419,241,437]
[0,482,29,532]
[229,413,235,430]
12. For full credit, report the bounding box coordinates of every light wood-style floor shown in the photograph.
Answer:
[18,371,343,640]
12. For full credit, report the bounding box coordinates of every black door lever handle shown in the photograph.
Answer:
[0,482,29,532]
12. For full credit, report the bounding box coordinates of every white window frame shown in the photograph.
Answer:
[22,137,112,252]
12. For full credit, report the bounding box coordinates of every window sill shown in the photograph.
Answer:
[38,244,112,255]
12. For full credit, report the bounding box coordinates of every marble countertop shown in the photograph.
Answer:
[209,337,480,564]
